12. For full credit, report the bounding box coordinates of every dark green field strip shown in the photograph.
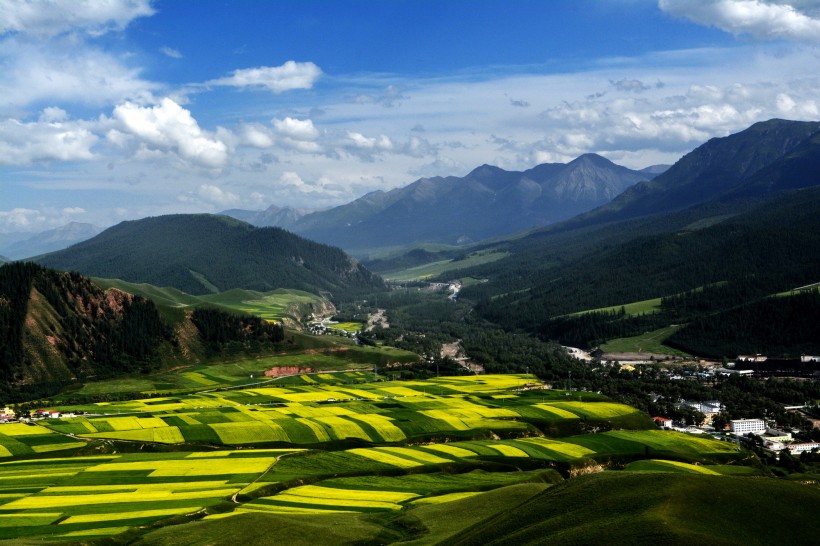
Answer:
[446,442,504,457]
[0,456,116,467]
[248,497,393,513]
[262,451,394,483]
[45,421,94,435]
[559,434,646,457]
[273,419,320,444]
[510,406,577,421]
[58,469,155,486]
[0,487,44,494]
[345,418,386,443]
[317,469,558,496]
[0,436,33,456]
[10,434,77,448]
[64,498,225,516]
[161,415,190,427]
[191,412,235,424]
[178,425,222,444]
[391,412,457,436]
[85,419,116,432]
[501,440,561,459]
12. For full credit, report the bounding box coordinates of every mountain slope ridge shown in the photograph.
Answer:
[35,214,384,297]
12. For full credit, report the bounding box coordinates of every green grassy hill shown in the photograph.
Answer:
[451,472,820,545]
[94,279,330,326]
[36,214,385,297]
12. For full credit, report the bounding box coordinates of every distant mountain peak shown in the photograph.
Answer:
[289,155,648,253]
[563,118,820,229]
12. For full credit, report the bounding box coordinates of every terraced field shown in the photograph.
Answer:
[0,427,744,541]
[0,373,779,542]
[0,450,300,541]
[35,376,651,448]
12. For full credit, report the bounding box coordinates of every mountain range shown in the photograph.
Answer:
[391,118,820,353]
[0,222,103,260]
[223,153,660,256]
[219,204,312,229]
[560,119,820,230]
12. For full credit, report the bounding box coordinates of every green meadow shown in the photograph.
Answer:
[599,325,692,356]
[94,279,326,324]
[382,250,509,282]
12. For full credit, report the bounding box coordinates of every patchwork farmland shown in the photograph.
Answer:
[38,375,652,448]
[0,374,779,542]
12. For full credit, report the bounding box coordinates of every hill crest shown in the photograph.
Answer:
[35,214,384,297]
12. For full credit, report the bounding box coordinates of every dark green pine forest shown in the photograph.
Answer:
[36,214,385,297]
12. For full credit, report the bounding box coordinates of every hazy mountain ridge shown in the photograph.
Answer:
[220,204,312,229]
[35,214,385,297]
[287,153,651,254]
[0,222,103,260]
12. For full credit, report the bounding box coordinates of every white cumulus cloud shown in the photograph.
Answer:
[208,60,322,93]
[660,0,820,42]
[197,184,239,207]
[0,208,47,230]
[273,117,319,140]
[0,116,98,165]
[110,98,228,169]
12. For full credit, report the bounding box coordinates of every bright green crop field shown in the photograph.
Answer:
[35,375,652,449]
[1,373,811,543]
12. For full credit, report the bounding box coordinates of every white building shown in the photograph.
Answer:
[787,442,820,455]
[730,418,766,434]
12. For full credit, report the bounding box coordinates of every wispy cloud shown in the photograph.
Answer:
[160,46,182,59]
[207,61,322,93]
[0,0,155,38]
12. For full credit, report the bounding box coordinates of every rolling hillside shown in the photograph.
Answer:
[450,472,820,545]
[0,262,294,400]
[288,153,650,255]
[35,214,385,297]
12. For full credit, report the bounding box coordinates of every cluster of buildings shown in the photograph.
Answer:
[1,407,77,423]
[729,418,819,456]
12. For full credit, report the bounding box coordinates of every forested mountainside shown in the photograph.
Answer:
[0,262,172,399]
[563,118,820,228]
[385,120,820,356]
[287,153,650,254]
[35,214,385,297]
[0,262,285,401]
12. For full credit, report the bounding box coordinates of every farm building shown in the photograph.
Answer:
[653,417,673,429]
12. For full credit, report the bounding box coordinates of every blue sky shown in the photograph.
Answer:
[2,0,820,233]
